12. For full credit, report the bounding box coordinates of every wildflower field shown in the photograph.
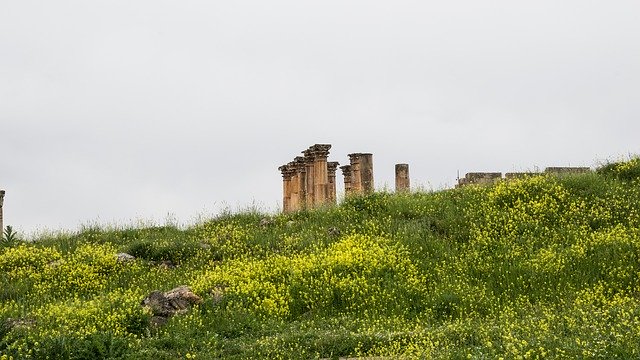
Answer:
[2,158,640,359]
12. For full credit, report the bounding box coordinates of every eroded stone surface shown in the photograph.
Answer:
[395,164,410,192]
[116,253,135,262]
[141,286,202,325]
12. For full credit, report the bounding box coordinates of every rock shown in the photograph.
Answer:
[260,217,274,228]
[116,253,135,262]
[159,260,176,269]
[48,259,64,268]
[286,220,295,228]
[4,318,36,331]
[328,227,341,237]
[141,286,202,325]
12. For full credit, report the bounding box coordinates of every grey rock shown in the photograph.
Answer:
[116,253,135,262]
[328,227,341,237]
[141,286,202,325]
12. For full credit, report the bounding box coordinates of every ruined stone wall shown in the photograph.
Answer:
[457,167,592,188]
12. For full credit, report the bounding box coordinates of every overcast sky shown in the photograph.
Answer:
[1,1,639,235]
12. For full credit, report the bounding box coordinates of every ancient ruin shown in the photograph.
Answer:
[279,146,380,212]
[279,144,338,212]
[544,167,591,174]
[457,167,592,187]
[0,190,4,235]
[395,164,410,192]
[347,153,374,194]
[340,165,352,195]
[327,162,339,203]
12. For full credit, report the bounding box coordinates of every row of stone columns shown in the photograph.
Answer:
[279,146,411,212]
[340,153,375,195]
[279,144,338,212]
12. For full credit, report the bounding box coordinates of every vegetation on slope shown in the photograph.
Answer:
[2,158,640,359]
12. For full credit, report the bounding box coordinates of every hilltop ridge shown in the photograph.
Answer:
[1,157,640,359]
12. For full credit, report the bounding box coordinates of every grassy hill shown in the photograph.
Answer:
[2,158,640,359]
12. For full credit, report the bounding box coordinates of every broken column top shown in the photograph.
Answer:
[348,153,372,160]
[278,165,296,177]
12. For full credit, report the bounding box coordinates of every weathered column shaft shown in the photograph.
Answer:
[289,170,299,211]
[303,151,315,208]
[295,157,307,210]
[311,144,331,205]
[0,190,4,236]
[395,164,410,192]
[279,165,293,213]
[360,154,374,192]
[340,165,352,195]
[348,154,362,193]
[348,153,374,194]
[327,162,339,204]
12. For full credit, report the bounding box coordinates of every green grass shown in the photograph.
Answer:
[2,158,640,359]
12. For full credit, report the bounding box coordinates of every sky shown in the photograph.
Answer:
[1,1,639,236]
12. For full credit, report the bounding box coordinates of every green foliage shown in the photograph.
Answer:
[2,226,18,244]
[2,157,640,358]
[597,156,640,181]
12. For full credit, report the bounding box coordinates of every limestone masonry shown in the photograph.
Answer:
[456,167,591,188]
[279,145,384,213]
[278,145,590,212]
[279,145,414,212]
[395,164,410,192]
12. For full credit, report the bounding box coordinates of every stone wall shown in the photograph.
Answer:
[457,167,592,187]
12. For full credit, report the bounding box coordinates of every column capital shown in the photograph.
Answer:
[278,165,295,178]
[302,149,316,164]
[309,144,331,158]
[340,165,352,175]
[327,162,340,173]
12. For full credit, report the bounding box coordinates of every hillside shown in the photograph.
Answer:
[2,158,640,359]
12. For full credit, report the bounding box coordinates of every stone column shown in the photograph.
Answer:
[395,164,410,192]
[311,144,331,205]
[340,165,352,195]
[296,157,308,210]
[303,149,315,208]
[278,165,293,213]
[348,154,363,193]
[327,162,339,204]
[360,154,374,193]
[289,157,306,211]
[349,153,374,194]
[288,163,299,212]
[0,190,4,236]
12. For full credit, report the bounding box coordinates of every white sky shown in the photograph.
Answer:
[2,1,639,235]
